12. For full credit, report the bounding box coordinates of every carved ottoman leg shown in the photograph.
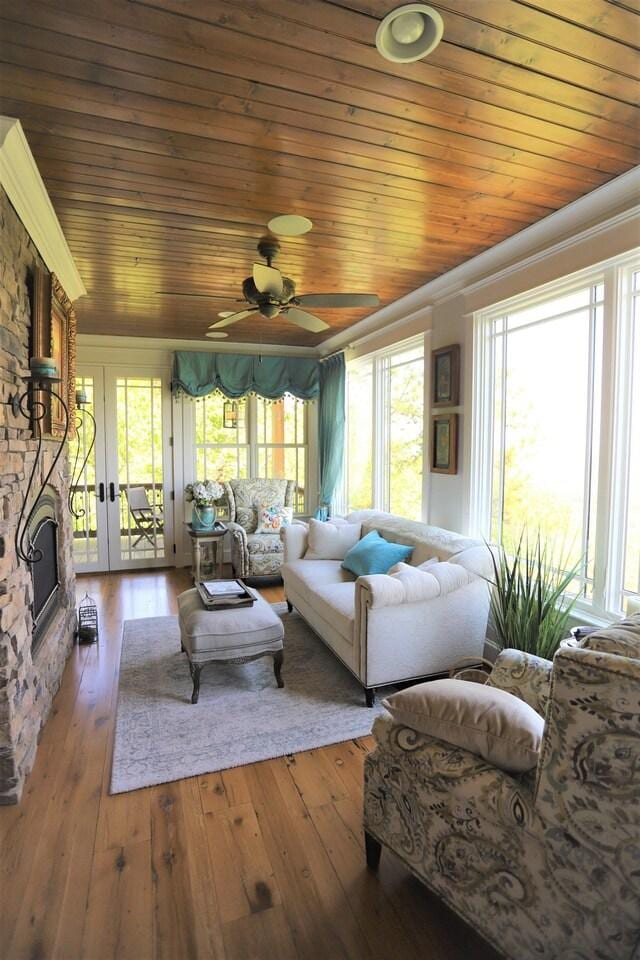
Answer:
[364,830,382,871]
[189,662,202,704]
[365,687,376,708]
[286,599,293,613]
[273,649,284,688]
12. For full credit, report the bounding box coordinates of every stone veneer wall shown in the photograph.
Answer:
[0,186,76,804]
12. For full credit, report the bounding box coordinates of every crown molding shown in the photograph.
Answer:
[0,116,86,302]
[77,333,317,358]
[319,166,640,356]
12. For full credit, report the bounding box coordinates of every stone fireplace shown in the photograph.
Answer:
[0,186,76,804]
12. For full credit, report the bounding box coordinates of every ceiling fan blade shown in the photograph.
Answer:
[297,293,379,309]
[208,308,257,329]
[253,263,283,297]
[285,307,330,333]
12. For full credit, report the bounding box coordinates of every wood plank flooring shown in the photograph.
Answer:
[0,568,499,960]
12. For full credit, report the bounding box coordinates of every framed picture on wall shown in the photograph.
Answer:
[431,413,458,474]
[29,269,77,437]
[431,343,460,407]
[49,275,77,436]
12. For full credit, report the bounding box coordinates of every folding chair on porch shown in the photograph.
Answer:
[125,487,164,549]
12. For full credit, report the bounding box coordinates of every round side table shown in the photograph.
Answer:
[185,522,227,582]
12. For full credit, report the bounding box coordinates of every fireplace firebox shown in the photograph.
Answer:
[28,487,61,656]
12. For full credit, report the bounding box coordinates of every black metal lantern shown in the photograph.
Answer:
[223,400,238,429]
[77,592,99,643]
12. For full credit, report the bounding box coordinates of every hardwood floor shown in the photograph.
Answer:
[1,568,499,960]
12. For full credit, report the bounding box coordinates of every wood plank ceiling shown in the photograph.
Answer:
[0,0,639,346]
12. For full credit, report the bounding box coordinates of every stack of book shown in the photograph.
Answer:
[196,578,257,610]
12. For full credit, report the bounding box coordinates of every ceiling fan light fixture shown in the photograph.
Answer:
[206,331,229,339]
[267,214,313,237]
[376,4,443,63]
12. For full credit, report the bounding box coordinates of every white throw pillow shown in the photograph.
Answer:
[382,679,544,773]
[305,518,362,560]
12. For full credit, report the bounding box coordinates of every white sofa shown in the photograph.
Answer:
[281,511,493,705]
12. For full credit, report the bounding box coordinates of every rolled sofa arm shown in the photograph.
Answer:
[280,520,309,562]
[486,648,553,716]
[357,561,475,609]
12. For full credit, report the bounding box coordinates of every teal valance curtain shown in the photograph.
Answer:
[315,352,346,520]
[172,351,320,401]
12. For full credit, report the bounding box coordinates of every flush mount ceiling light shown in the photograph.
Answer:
[267,214,313,237]
[375,4,444,63]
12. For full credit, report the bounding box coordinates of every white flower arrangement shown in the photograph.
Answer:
[185,479,224,506]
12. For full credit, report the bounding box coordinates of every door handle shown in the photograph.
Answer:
[109,482,120,502]
[98,482,105,503]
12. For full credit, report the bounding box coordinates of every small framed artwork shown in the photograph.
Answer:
[49,275,77,437]
[431,343,460,407]
[29,269,77,437]
[431,413,458,475]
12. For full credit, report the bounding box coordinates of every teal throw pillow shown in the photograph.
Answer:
[341,530,413,577]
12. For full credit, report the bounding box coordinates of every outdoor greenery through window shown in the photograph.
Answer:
[193,393,308,514]
[346,339,425,521]
[473,253,640,618]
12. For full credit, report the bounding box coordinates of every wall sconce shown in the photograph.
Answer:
[2,358,70,564]
[68,388,97,520]
[223,400,238,429]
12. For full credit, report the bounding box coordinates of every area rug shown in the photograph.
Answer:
[111,603,386,794]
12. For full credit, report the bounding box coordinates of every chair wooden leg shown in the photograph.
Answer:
[189,662,202,704]
[365,687,376,708]
[273,649,284,688]
[364,830,382,870]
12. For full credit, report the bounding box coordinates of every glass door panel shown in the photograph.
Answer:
[105,372,171,569]
[71,368,109,573]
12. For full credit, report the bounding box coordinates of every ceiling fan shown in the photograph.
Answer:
[210,236,379,334]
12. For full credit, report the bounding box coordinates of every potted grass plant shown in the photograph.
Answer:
[487,532,583,661]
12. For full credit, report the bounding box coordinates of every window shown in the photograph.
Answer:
[472,252,640,618]
[195,395,249,482]
[256,396,307,514]
[346,338,425,521]
[192,394,308,514]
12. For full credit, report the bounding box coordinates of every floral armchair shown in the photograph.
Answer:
[223,478,295,580]
[363,614,640,960]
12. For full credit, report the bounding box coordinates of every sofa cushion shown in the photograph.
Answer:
[305,518,362,560]
[283,558,355,592]
[350,512,482,565]
[246,533,283,555]
[342,530,413,577]
[309,582,356,644]
[382,679,544,773]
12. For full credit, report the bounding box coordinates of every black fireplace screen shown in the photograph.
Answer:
[30,503,61,656]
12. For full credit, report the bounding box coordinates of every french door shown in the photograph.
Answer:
[71,365,174,572]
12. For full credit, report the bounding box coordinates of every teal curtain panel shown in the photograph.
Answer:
[315,352,346,520]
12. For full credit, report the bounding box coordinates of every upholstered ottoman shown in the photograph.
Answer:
[177,589,285,703]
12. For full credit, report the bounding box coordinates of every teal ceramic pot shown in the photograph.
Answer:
[192,504,216,530]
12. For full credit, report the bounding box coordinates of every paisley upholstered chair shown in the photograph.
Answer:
[223,478,295,580]
[364,614,640,960]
